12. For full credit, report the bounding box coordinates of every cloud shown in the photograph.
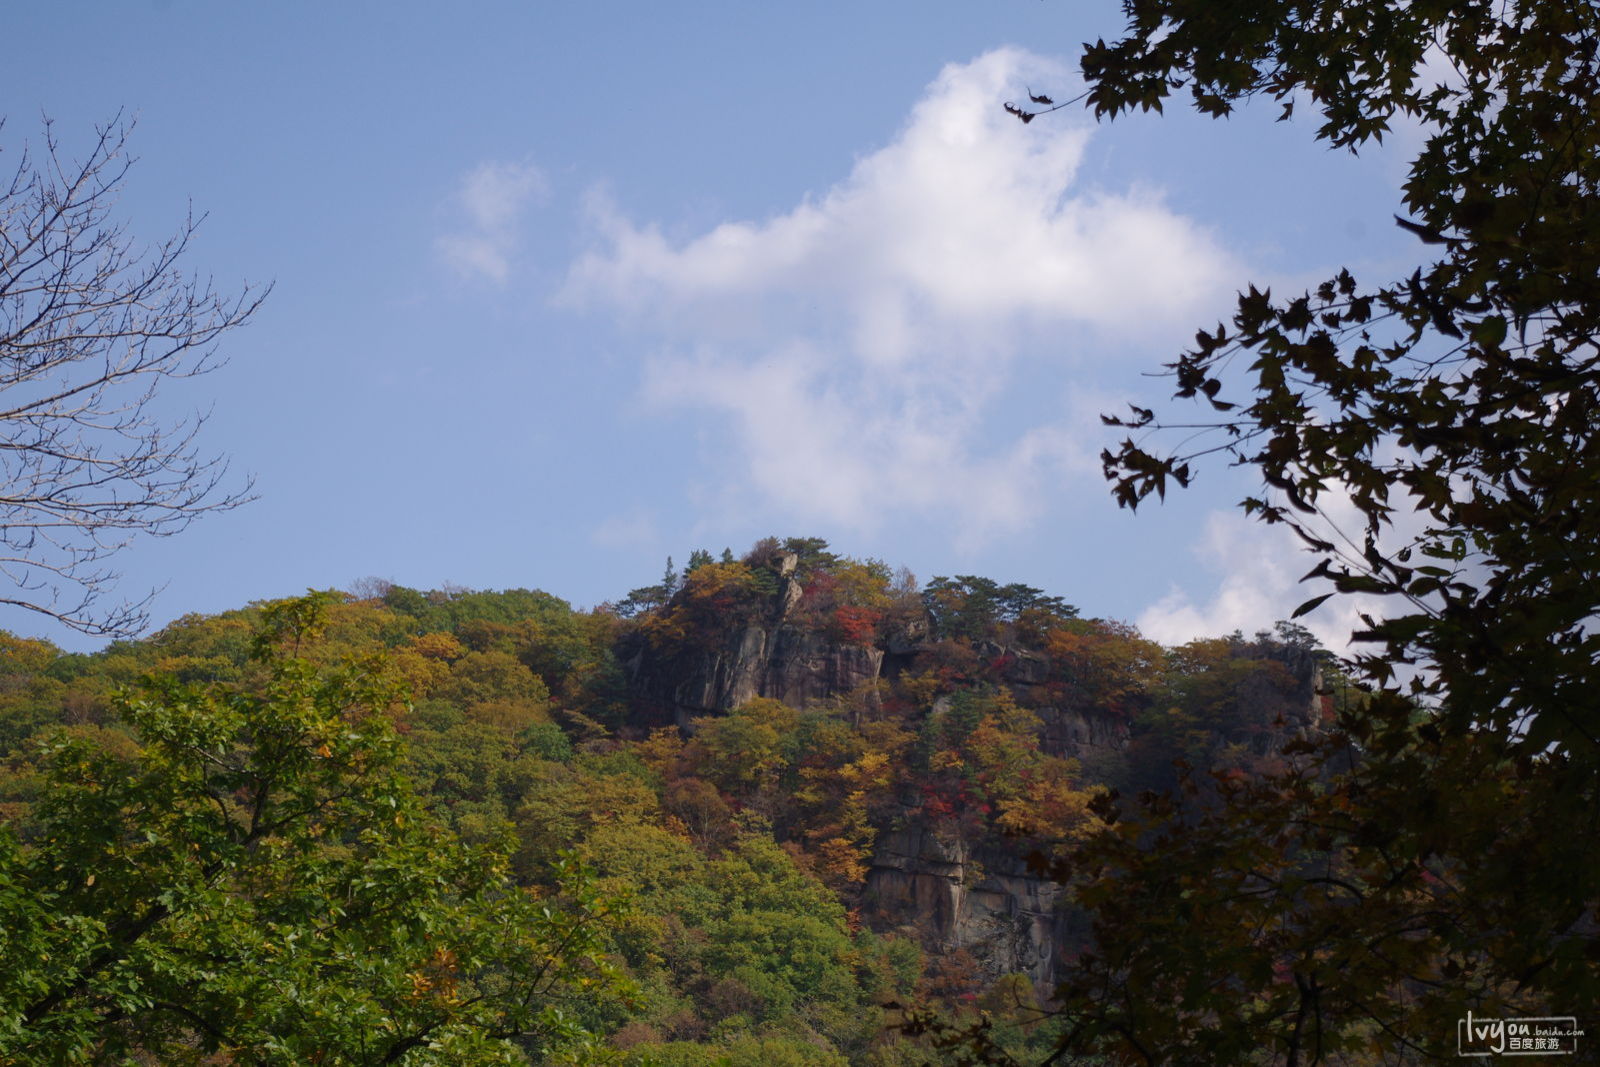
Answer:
[564,48,1236,540]
[438,160,548,283]
[1136,495,1398,656]
[640,343,1088,545]
[1137,512,1324,646]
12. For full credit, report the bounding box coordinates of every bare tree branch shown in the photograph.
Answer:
[0,112,267,636]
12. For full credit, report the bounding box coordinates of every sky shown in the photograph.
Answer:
[1,1,1424,653]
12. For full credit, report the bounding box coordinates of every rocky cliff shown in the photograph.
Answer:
[624,553,886,728]
[625,558,1329,989]
[866,824,1067,987]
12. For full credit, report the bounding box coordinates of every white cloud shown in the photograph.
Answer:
[1138,512,1322,646]
[640,342,1083,544]
[564,48,1237,541]
[438,160,548,283]
[1137,494,1399,656]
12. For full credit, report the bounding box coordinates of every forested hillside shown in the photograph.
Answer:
[0,537,1342,1064]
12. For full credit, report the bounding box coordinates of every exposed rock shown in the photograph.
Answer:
[630,564,883,726]
[885,617,929,655]
[977,641,1050,686]
[762,627,882,710]
[865,824,1064,987]
[646,624,771,721]
[1038,705,1129,758]
[626,573,1334,990]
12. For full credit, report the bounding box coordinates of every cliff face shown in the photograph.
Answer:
[977,640,1131,762]
[625,561,1328,988]
[624,562,1123,986]
[626,554,885,728]
[648,625,885,727]
[866,825,1067,987]
[860,643,1127,991]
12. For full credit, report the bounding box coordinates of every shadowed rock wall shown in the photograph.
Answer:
[626,565,1328,988]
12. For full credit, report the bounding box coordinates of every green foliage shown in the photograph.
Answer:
[522,719,576,763]
[1094,0,1600,743]
[401,714,555,836]
[913,688,1102,854]
[923,576,1075,642]
[688,698,797,796]
[611,559,683,619]
[641,1034,849,1067]
[432,649,549,708]
[515,761,663,876]
[779,536,841,578]
[0,594,628,1064]
[383,585,575,637]
[693,836,866,1034]
[562,784,891,1054]
[0,540,1431,1063]
[1055,1,1600,1059]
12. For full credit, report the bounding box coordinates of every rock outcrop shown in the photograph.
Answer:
[866,824,1066,987]
[626,554,884,727]
[627,564,1332,989]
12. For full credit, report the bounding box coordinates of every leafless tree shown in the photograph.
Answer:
[0,113,266,636]
[345,576,395,602]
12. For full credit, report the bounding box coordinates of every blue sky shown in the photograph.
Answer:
[2,2,1421,652]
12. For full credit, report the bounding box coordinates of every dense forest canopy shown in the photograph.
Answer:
[0,542,1345,1063]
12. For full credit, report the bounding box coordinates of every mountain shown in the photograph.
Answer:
[0,537,1339,1064]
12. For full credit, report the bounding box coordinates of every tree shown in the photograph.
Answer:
[0,114,265,636]
[1029,1,1600,1060]
[1092,0,1600,748]
[0,593,628,1064]
[922,576,1075,643]
[1042,618,1162,720]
